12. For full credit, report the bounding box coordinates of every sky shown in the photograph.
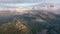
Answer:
[0,0,60,3]
[0,0,60,8]
[45,0,60,2]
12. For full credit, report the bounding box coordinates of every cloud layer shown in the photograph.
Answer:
[0,0,42,3]
[0,0,60,3]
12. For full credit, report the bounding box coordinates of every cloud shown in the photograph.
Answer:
[0,3,40,8]
[0,0,43,3]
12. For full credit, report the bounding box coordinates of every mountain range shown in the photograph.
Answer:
[0,9,60,34]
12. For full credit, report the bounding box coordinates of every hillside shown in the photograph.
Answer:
[0,10,60,34]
